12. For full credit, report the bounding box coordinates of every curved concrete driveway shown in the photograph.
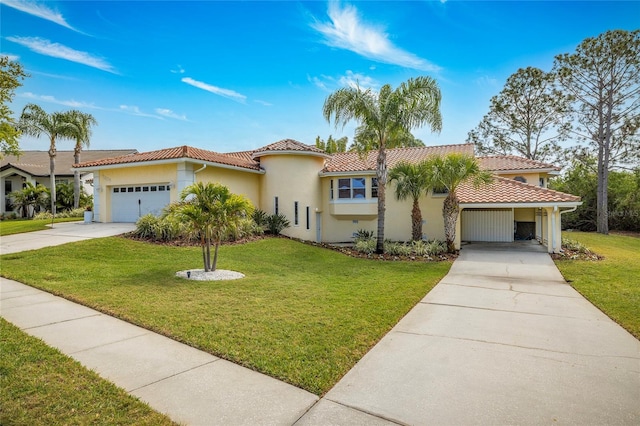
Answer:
[299,242,640,425]
[0,222,136,255]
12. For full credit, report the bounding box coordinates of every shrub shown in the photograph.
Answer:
[384,241,412,256]
[266,213,290,235]
[425,239,447,256]
[354,238,376,254]
[134,214,161,240]
[33,212,53,220]
[562,237,591,254]
[353,229,374,242]
[252,209,269,229]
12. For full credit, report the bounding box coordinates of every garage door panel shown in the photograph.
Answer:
[111,184,170,223]
[462,209,513,242]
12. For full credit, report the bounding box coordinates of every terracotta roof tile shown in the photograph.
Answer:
[323,144,474,173]
[75,146,261,171]
[1,150,137,176]
[252,139,327,157]
[458,176,580,204]
[479,155,561,172]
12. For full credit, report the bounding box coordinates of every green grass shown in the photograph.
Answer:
[555,231,640,339]
[0,319,176,426]
[0,217,82,236]
[0,237,451,395]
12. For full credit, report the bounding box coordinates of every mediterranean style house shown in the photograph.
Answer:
[1,150,137,215]
[74,139,581,253]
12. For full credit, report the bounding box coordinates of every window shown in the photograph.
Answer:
[330,180,334,200]
[338,178,366,199]
[432,186,449,195]
[113,187,119,193]
[539,177,545,187]
[127,187,134,192]
[150,186,157,191]
[371,178,378,198]
[306,206,310,230]
[143,186,149,192]
[135,187,141,192]
[514,176,527,183]
[158,185,166,191]
[294,201,299,226]
[274,196,279,214]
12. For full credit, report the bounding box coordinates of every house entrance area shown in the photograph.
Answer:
[110,184,170,222]
[461,208,538,243]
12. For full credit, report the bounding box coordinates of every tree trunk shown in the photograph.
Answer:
[201,234,208,272]
[411,198,422,241]
[596,144,609,234]
[375,145,387,254]
[212,242,220,271]
[205,236,212,271]
[73,147,81,209]
[49,138,56,218]
[442,194,459,253]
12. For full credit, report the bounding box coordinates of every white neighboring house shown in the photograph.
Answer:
[0,150,137,215]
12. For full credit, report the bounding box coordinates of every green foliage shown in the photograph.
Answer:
[351,126,424,152]
[468,66,571,163]
[315,135,348,153]
[252,208,269,228]
[0,56,28,158]
[389,160,432,241]
[353,237,447,257]
[266,213,290,235]
[33,208,85,220]
[561,237,591,254]
[353,228,374,242]
[9,182,48,218]
[354,238,376,254]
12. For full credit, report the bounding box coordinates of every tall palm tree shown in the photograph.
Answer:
[177,182,253,272]
[389,160,431,241]
[19,104,75,217]
[67,110,97,209]
[323,77,442,253]
[425,153,493,253]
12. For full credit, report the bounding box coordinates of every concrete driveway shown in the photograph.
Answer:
[0,222,136,255]
[298,242,640,425]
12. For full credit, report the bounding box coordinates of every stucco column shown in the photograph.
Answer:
[92,174,101,222]
[455,207,462,250]
[176,162,194,195]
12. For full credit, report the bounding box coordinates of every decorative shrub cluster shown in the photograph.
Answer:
[32,208,86,220]
[353,232,447,257]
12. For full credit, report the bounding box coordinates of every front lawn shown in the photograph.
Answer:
[0,319,176,425]
[555,231,640,339]
[0,217,82,236]
[0,237,451,395]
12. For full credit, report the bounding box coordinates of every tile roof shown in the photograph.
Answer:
[457,176,580,204]
[252,139,327,157]
[322,143,475,173]
[479,155,560,172]
[75,146,261,171]
[1,150,137,176]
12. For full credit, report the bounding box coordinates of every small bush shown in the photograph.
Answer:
[354,238,376,254]
[33,212,53,220]
[252,209,269,228]
[384,241,412,256]
[562,237,591,254]
[425,239,447,256]
[353,229,374,242]
[266,213,290,235]
[134,214,161,240]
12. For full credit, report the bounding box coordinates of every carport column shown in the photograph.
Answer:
[93,174,101,222]
[176,162,194,196]
[455,207,463,250]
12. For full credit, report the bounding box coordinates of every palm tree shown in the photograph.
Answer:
[10,182,48,218]
[389,160,431,241]
[351,125,424,152]
[323,77,442,253]
[425,153,493,253]
[18,104,75,217]
[67,110,97,209]
[176,182,253,272]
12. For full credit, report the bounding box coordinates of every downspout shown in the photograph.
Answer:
[194,164,207,175]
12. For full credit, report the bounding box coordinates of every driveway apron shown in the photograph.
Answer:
[299,242,640,425]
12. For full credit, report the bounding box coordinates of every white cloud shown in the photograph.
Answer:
[309,70,378,92]
[3,53,20,61]
[2,0,79,32]
[6,37,116,73]
[311,2,441,72]
[155,108,188,121]
[19,91,100,109]
[170,65,185,74]
[254,100,273,107]
[119,105,162,119]
[181,77,246,102]
[475,75,498,87]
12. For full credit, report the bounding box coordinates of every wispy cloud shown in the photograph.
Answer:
[3,53,20,61]
[170,65,185,74]
[308,70,378,92]
[475,75,498,87]
[155,108,189,121]
[20,91,100,109]
[311,2,440,72]
[6,36,117,73]
[254,100,273,107]
[2,0,79,32]
[119,105,162,119]
[181,77,246,102]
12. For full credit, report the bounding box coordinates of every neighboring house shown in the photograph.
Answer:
[1,150,137,215]
[74,140,581,253]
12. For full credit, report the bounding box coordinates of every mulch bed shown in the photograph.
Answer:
[551,249,604,261]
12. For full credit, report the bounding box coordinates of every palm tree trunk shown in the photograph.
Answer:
[49,137,56,217]
[201,234,208,272]
[205,236,212,271]
[411,198,422,241]
[375,145,387,254]
[73,147,81,209]
[212,241,220,271]
[443,194,459,253]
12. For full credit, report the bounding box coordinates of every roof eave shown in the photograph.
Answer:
[75,157,264,174]
[252,150,331,160]
[460,201,582,209]
[318,170,377,177]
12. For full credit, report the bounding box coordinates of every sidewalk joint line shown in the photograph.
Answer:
[127,359,220,393]
[21,313,102,330]
[322,398,408,425]
[423,301,597,320]
[439,282,582,299]
[69,331,153,355]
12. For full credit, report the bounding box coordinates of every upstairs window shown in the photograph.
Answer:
[371,178,378,198]
[514,176,527,183]
[338,178,366,199]
[330,180,334,200]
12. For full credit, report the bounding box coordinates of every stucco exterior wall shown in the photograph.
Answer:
[195,166,261,208]
[514,208,535,222]
[499,172,542,186]
[259,154,324,241]
[96,164,178,222]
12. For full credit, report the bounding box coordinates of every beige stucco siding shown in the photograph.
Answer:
[499,172,542,186]
[195,167,261,208]
[259,155,324,240]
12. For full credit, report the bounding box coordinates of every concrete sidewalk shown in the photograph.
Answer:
[299,243,640,425]
[1,278,318,425]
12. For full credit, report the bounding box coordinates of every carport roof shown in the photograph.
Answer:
[458,176,581,204]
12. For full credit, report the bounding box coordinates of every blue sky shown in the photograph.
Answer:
[2,1,638,154]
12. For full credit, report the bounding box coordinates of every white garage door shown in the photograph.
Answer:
[110,184,170,222]
[461,209,514,242]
